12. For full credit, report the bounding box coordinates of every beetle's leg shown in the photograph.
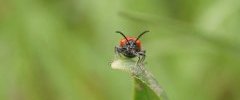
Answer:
[131,52,141,66]
[137,54,141,64]
[140,50,146,62]
[115,46,123,57]
[137,50,146,64]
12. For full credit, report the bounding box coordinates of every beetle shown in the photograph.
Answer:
[115,31,149,63]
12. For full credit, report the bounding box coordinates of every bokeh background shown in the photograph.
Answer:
[1,0,240,100]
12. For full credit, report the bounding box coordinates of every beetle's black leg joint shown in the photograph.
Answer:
[137,50,146,64]
[115,46,123,57]
[137,55,141,64]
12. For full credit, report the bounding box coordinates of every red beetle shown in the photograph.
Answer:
[115,31,149,63]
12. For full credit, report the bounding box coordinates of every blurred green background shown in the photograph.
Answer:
[1,0,240,100]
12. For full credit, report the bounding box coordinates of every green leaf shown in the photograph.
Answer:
[111,58,168,100]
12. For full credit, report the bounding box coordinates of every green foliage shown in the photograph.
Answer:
[1,0,240,100]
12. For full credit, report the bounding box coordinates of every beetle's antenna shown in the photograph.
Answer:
[135,30,149,42]
[116,31,130,44]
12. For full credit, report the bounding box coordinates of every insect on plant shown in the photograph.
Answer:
[115,31,149,64]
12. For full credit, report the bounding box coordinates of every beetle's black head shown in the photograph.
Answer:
[121,40,139,58]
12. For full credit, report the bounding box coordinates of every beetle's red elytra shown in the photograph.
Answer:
[115,31,149,63]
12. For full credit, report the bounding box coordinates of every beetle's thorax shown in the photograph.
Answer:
[120,37,141,50]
